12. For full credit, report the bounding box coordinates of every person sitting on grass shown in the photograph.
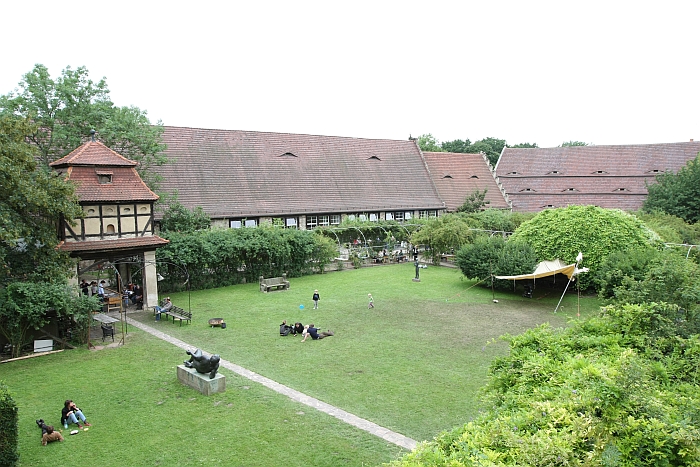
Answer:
[301,324,334,342]
[293,322,304,335]
[280,320,294,336]
[154,297,172,321]
[36,419,63,445]
[60,399,91,429]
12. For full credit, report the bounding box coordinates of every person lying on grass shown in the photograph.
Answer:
[36,420,63,445]
[301,324,334,342]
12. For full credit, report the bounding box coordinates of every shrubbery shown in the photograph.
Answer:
[0,382,18,467]
[156,227,337,291]
[388,302,700,466]
[510,206,660,289]
[455,236,537,290]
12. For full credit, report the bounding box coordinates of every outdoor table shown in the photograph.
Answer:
[92,313,119,325]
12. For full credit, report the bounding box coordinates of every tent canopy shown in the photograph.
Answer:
[495,259,576,281]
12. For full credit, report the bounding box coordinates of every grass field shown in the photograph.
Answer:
[0,264,601,466]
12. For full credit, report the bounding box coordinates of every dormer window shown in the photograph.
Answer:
[507,171,520,175]
[470,175,479,179]
[367,155,381,161]
[646,169,661,174]
[613,188,630,192]
[562,187,579,192]
[97,173,112,184]
[592,170,608,174]
[442,174,453,179]
[546,170,561,175]
[519,188,536,192]
[280,152,297,158]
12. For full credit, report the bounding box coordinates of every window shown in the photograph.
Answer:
[285,218,297,229]
[369,213,378,222]
[470,175,479,179]
[319,215,330,227]
[98,174,112,184]
[546,170,561,175]
[592,170,608,174]
[405,212,413,220]
[106,224,116,234]
[230,220,242,229]
[562,188,579,192]
[520,188,536,192]
[385,212,394,221]
[442,174,453,179]
[393,212,404,222]
[230,218,257,228]
[306,215,318,229]
[245,219,257,228]
[330,215,340,226]
[613,188,630,192]
[418,210,436,219]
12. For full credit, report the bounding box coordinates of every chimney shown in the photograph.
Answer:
[691,139,694,142]
[90,129,96,142]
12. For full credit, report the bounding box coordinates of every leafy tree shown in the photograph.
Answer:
[0,282,99,357]
[416,133,444,152]
[440,138,471,153]
[462,209,534,233]
[159,202,211,233]
[410,214,478,264]
[311,233,339,274]
[0,115,83,285]
[593,246,661,298]
[0,64,166,190]
[643,154,700,223]
[456,188,489,213]
[510,142,538,148]
[509,205,660,289]
[560,140,588,147]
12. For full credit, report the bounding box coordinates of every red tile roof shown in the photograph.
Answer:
[50,140,137,167]
[422,152,510,211]
[154,126,445,219]
[64,166,158,202]
[495,142,700,212]
[50,141,158,202]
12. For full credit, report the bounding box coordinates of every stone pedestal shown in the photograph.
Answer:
[177,365,226,395]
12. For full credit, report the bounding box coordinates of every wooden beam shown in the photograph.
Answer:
[1,350,63,363]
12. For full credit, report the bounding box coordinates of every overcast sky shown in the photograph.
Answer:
[2,1,698,148]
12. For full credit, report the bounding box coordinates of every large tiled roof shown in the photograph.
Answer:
[154,126,445,219]
[50,141,158,203]
[495,142,700,212]
[423,152,510,211]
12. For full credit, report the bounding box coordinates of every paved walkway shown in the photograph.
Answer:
[126,316,418,451]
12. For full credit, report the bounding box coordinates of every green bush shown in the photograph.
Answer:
[0,382,19,467]
[460,209,534,233]
[411,214,479,264]
[455,236,537,290]
[594,247,662,298]
[156,227,337,291]
[387,302,700,467]
[612,252,700,322]
[634,211,700,245]
[510,205,660,289]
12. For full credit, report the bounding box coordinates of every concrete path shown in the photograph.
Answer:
[126,316,418,451]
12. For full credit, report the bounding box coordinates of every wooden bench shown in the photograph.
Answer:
[153,301,192,326]
[259,274,290,293]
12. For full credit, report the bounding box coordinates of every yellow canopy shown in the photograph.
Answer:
[495,259,577,281]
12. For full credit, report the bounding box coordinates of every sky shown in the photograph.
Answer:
[1,1,698,148]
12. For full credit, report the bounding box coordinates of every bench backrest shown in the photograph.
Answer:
[259,274,288,286]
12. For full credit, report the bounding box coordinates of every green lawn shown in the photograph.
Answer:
[0,264,600,467]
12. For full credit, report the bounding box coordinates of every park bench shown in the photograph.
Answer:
[259,274,290,293]
[153,301,192,326]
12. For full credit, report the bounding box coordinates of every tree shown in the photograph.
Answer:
[560,140,588,147]
[456,188,490,213]
[159,202,211,233]
[415,133,444,152]
[440,138,471,153]
[509,205,660,289]
[0,64,166,190]
[0,282,97,358]
[510,142,538,148]
[0,115,83,285]
[643,154,700,223]
[410,214,478,264]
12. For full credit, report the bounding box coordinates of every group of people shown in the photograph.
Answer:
[36,399,92,445]
[79,279,106,300]
[123,282,144,308]
[279,320,334,341]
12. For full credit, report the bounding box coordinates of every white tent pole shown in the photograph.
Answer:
[554,277,573,313]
